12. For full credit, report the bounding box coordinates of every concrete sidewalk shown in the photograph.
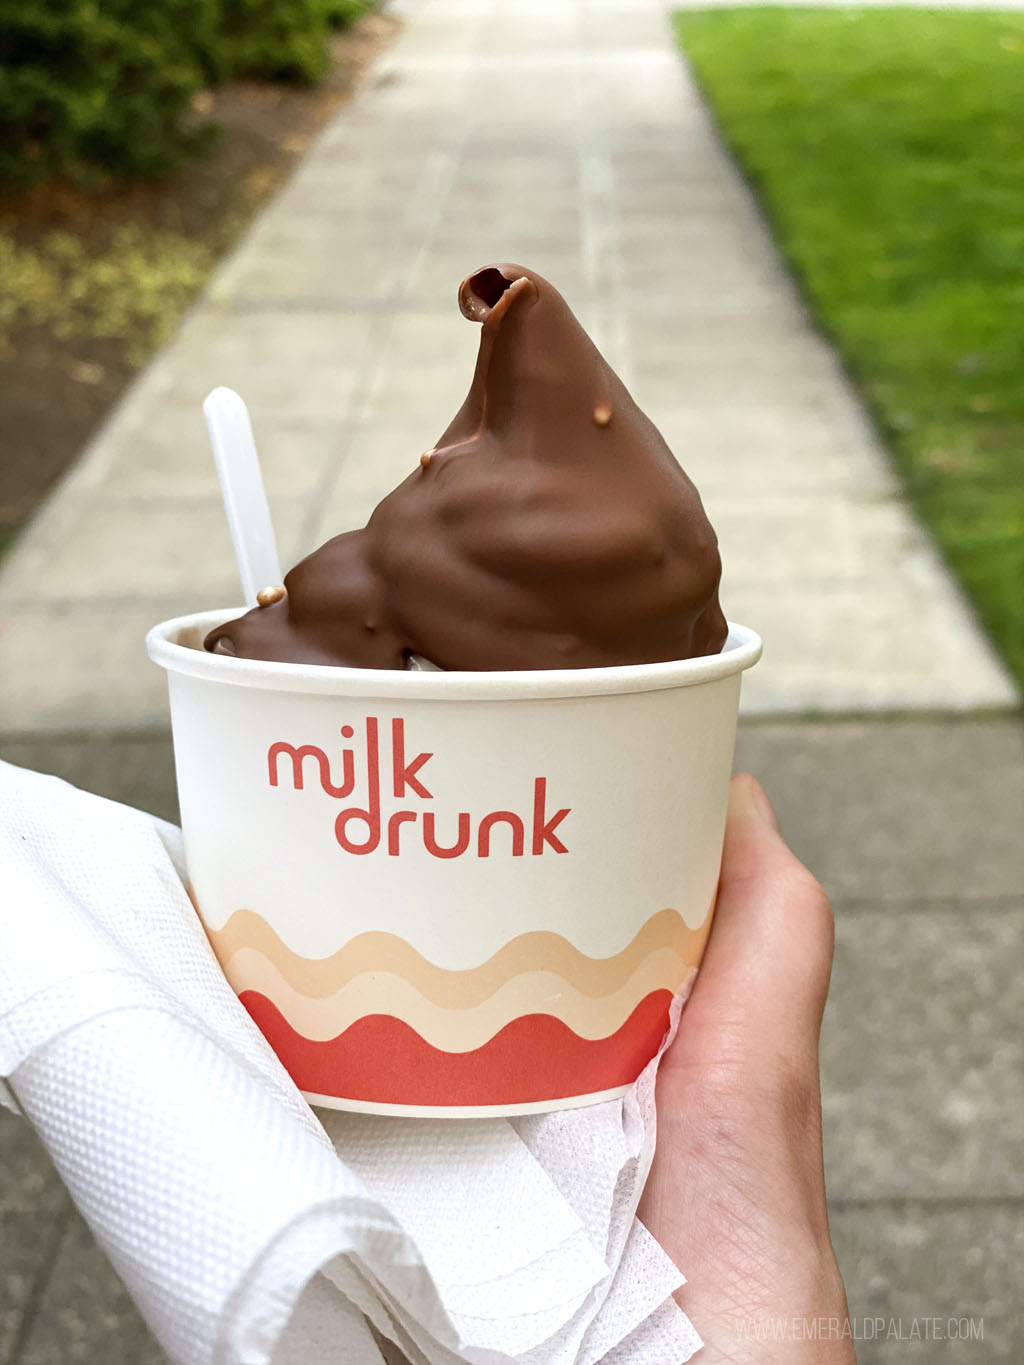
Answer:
[1,1,1021,1362]
[0,0,1015,725]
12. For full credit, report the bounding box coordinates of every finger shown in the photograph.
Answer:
[669,773,835,1076]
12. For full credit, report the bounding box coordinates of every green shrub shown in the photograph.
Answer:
[0,0,374,185]
[0,0,217,184]
[207,0,330,84]
[323,0,373,28]
[199,0,375,83]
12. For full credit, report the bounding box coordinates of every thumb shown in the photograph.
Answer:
[665,773,835,1083]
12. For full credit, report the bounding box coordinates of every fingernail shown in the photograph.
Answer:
[746,775,781,832]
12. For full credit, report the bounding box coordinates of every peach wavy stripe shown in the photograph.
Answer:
[223,949,698,1052]
[207,905,712,1004]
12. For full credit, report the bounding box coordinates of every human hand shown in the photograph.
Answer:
[639,774,854,1362]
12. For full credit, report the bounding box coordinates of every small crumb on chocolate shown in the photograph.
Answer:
[593,404,612,427]
[420,450,435,469]
[257,584,287,607]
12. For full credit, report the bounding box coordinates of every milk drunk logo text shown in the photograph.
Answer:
[267,718,571,859]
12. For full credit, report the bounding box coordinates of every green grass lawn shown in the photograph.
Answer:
[674,7,1024,691]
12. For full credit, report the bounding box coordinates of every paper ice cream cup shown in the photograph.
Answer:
[147,612,761,1117]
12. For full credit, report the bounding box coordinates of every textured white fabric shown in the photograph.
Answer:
[0,762,701,1363]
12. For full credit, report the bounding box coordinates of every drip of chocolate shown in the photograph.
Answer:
[205,264,727,670]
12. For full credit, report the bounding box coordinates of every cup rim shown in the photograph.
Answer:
[146,608,762,701]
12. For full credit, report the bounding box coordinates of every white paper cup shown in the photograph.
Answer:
[147,611,761,1117]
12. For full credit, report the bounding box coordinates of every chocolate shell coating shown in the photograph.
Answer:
[205,264,727,670]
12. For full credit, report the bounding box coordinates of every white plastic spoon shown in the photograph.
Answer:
[203,386,282,608]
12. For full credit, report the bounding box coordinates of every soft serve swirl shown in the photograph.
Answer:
[204,264,727,669]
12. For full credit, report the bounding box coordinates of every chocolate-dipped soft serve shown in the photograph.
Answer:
[205,264,727,670]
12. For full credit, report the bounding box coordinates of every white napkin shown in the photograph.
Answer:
[0,761,701,1364]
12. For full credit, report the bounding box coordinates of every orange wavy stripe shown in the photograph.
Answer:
[207,905,712,1004]
[223,948,696,1050]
